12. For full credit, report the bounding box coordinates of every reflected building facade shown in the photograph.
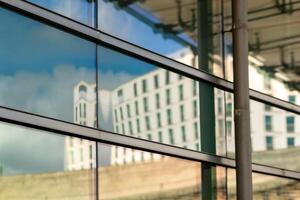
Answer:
[67,50,300,168]
[66,81,97,171]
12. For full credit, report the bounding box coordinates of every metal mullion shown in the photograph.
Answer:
[0,105,299,181]
[0,106,235,168]
[1,0,300,117]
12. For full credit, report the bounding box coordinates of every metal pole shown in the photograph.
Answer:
[232,0,253,199]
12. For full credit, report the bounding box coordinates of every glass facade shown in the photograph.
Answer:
[0,0,299,199]
[0,6,96,126]
[26,0,96,26]
[0,122,96,199]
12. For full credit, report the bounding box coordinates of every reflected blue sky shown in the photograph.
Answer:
[26,0,189,65]
[27,0,94,25]
[98,0,185,55]
[98,46,157,91]
[0,7,96,174]
[0,7,95,75]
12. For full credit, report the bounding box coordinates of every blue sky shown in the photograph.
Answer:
[27,0,186,58]
[0,1,188,175]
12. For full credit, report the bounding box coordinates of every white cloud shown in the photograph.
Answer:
[0,64,95,174]
[99,70,137,90]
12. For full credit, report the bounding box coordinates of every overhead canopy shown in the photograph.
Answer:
[108,0,300,88]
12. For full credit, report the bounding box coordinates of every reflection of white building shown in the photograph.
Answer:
[67,51,300,167]
[111,69,202,164]
[110,51,300,165]
[65,81,97,171]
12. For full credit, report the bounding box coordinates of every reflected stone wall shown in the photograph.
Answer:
[0,157,298,200]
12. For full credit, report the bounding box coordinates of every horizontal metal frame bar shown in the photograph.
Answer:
[0,0,300,181]
[1,0,300,116]
[0,105,299,180]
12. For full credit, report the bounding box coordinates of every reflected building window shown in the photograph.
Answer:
[143,97,149,112]
[120,107,124,120]
[142,79,147,93]
[193,81,197,96]
[193,100,198,118]
[147,134,152,141]
[166,89,171,105]
[287,137,295,148]
[226,103,232,117]
[114,109,118,122]
[181,126,186,142]
[180,105,185,121]
[265,115,272,131]
[134,101,139,115]
[145,116,151,131]
[155,93,160,109]
[266,136,273,150]
[128,121,133,135]
[154,74,159,89]
[169,129,174,144]
[179,84,184,101]
[126,104,131,118]
[288,95,296,104]
[166,71,170,85]
[121,123,125,134]
[286,116,295,133]
[226,121,232,137]
[158,131,163,143]
[217,97,223,114]
[194,122,199,140]
[264,104,271,111]
[157,112,162,128]
[167,109,172,125]
[134,83,138,97]
[118,89,124,103]
[136,119,141,133]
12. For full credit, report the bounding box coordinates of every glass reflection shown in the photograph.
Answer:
[0,122,96,199]
[98,0,229,77]
[98,46,228,156]
[252,173,300,199]
[246,0,300,103]
[26,0,96,26]
[0,7,97,125]
[98,143,229,199]
[251,100,300,171]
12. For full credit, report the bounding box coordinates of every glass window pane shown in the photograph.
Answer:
[0,7,96,126]
[98,0,225,77]
[247,1,300,104]
[98,143,230,199]
[98,45,228,156]
[26,0,96,26]
[0,122,96,199]
[253,173,300,199]
[251,100,300,171]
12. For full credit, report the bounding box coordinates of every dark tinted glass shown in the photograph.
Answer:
[0,7,97,126]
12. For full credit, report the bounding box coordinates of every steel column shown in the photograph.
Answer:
[232,0,253,199]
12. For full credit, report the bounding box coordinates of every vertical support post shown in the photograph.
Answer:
[232,0,253,199]
[197,0,216,199]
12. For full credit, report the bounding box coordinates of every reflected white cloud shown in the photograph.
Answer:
[0,64,95,174]
[0,122,64,175]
